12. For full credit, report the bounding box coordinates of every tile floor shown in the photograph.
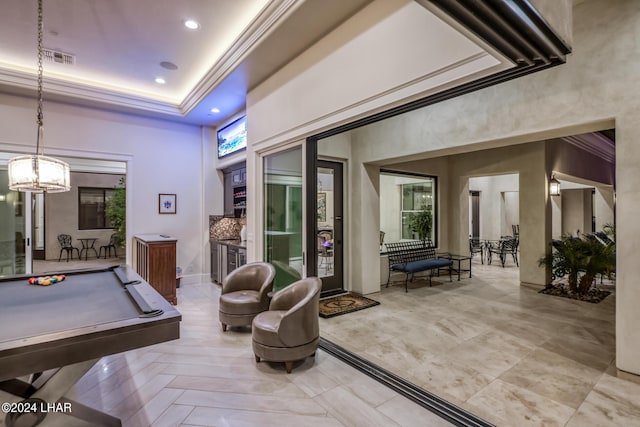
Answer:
[320,260,640,427]
[8,259,639,426]
[29,277,453,427]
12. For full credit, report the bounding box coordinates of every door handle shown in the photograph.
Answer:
[335,216,342,220]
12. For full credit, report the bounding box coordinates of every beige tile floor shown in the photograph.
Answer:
[37,278,453,427]
[320,260,640,427]
[12,258,639,426]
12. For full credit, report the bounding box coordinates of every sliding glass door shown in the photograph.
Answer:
[0,170,30,276]
[263,146,304,291]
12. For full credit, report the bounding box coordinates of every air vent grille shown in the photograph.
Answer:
[43,48,75,65]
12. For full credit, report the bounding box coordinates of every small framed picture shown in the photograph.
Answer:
[159,193,177,214]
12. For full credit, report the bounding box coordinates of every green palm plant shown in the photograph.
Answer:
[577,238,616,294]
[539,235,584,292]
[538,234,615,295]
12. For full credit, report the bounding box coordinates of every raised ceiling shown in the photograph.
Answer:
[0,0,374,126]
[0,1,563,130]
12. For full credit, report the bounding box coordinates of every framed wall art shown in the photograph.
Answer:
[159,193,176,214]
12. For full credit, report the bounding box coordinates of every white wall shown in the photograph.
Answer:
[379,175,402,243]
[561,188,592,236]
[551,194,562,239]
[247,0,507,148]
[594,186,615,231]
[469,174,519,240]
[0,94,210,283]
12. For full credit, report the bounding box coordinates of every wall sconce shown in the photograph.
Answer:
[549,175,561,196]
[0,194,5,202]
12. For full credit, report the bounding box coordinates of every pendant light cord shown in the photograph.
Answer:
[36,0,44,156]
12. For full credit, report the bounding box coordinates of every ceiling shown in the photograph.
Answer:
[0,0,374,126]
[0,0,573,133]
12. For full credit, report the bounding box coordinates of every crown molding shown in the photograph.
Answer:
[0,67,183,118]
[180,0,299,114]
[0,0,301,122]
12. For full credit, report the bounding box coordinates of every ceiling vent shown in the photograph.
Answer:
[43,48,75,65]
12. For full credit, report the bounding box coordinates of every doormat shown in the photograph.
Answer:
[319,293,380,318]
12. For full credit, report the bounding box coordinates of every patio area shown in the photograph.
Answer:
[320,261,638,426]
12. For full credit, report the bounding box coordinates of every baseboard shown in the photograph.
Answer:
[520,281,545,291]
[181,273,208,286]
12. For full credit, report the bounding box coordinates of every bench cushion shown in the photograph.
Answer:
[391,258,452,273]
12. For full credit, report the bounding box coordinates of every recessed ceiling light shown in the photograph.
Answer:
[155,77,166,84]
[184,19,200,30]
[210,108,220,113]
[160,61,178,71]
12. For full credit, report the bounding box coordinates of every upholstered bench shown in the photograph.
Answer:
[384,240,453,292]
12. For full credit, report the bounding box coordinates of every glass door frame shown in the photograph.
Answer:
[315,159,344,294]
[257,141,307,280]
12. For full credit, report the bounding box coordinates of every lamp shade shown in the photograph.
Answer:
[8,155,71,193]
[549,176,561,196]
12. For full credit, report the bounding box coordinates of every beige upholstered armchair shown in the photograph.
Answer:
[218,262,276,332]
[252,277,322,373]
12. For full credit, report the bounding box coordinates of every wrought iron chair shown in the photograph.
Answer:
[487,236,519,267]
[57,234,80,262]
[99,233,118,258]
[469,237,484,264]
[318,233,333,270]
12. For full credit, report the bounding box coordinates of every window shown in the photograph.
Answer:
[380,171,437,245]
[401,181,435,240]
[78,187,114,229]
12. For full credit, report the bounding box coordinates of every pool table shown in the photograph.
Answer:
[0,265,181,426]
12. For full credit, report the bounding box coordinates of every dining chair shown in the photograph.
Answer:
[57,234,80,262]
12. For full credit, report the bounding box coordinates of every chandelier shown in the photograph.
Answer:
[8,0,70,193]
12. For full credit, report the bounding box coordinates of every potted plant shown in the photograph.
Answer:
[105,177,126,248]
[410,209,433,243]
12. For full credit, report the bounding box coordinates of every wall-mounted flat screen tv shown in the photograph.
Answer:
[217,116,247,158]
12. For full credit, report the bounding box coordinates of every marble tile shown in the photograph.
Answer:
[444,330,534,378]
[167,375,306,397]
[53,270,631,427]
[182,407,345,427]
[561,323,616,348]
[287,362,340,397]
[151,405,194,427]
[499,348,603,409]
[175,389,327,416]
[313,355,398,407]
[161,362,287,382]
[68,351,162,400]
[124,388,184,427]
[542,333,615,371]
[565,372,640,427]
[377,395,462,427]
[106,374,177,421]
[101,362,169,411]
[409,354,495,402]
[466,379,575,427]
[314,385,400,427]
